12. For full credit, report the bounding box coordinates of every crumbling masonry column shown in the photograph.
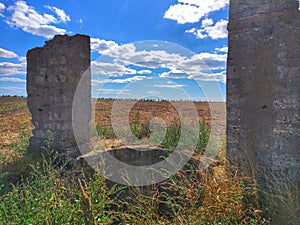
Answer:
[227,1,300,224]
[27,34,91,158]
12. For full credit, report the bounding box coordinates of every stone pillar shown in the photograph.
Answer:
[227,1,300,224]
[27,34,91,159]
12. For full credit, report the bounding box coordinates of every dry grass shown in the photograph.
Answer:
[0,97,268,224]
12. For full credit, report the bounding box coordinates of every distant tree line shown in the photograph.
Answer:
[1,95,25,98]
[0,95,209,102]
[93,97,206,103]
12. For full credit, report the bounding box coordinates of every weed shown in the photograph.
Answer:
[130,111,150,139]
[196,119,210,151]
[96,124,117,139]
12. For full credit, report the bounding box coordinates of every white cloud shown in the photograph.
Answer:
[185,27,196,34]
[164,0,229,24]
[90,38,119,54]
[90,38,227,82]
[18,56,26,62]
[0,77,26,82]
[154,84,186,89]
[6,1,68,38]
[0,52,28,82]
[215,46,228,53]
[91,79,111,85]
[0,48,18,58]
[186,19,228,40]
[201,18,213,27]
[164,52,227,75]
[106,43,186,69]
[189,70,226,82]
[0,86,26,95]
[109,76,147,84]
[91,40,227,82]
[161,69,226,83]
[146,90,160,95]
[137,70,152,74]
[91,61,136,76]
[190,52,227,69]
[23,25,66,38]
[164,4,203,24]
[94,41,185,71]
[196,52,227,61]
[92,75,149,85]
[185,27,207,38]
[0,61,26,76]
[160,70,190,79]
[0,2,5,14]
[96,88,130,95]
[199,19,228,39]
[157,52,227,82]
[45,6,70,23]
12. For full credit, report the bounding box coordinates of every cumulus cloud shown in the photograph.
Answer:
[190,70,226,82]
[23,25,66,38]
[215,46,228,53]
[96,88,130,95]
[90,40,227,82]
[91,38,119,54]
[200,19,228,39]
[185,27,196,34]
[146,90,160,95]
[91,61,136,76]
[154,84,186,89]
[161,69,226,83]
[0,61,26,76]
[191,52,227,69]
[0,77,26,82]
[0,48,18,58]
[105,43,187,69]
[201,18,213,27]
[160,70,190,79]
[0,86,26,96]
[164,0,229,24]
[137,70,152,74]
[157,52,227,82]
[109,76,147,84]
[164,4,203,24]
[45,6,70,23]
[91,79,112,86]
[186,19,228,39]
[0,48,26,77]
[0,2,5,15]
[6,1,69,38]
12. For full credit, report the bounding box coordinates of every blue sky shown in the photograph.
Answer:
[0,0,229,101]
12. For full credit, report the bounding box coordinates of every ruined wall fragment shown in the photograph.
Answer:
[27,34,91,158]
[227,1,300,224]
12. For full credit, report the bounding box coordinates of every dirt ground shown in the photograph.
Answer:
[93,99,222,126]
[0,97,225,160]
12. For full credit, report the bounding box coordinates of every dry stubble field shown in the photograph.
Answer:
[0,96,225,170]
[1,97,268,224]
